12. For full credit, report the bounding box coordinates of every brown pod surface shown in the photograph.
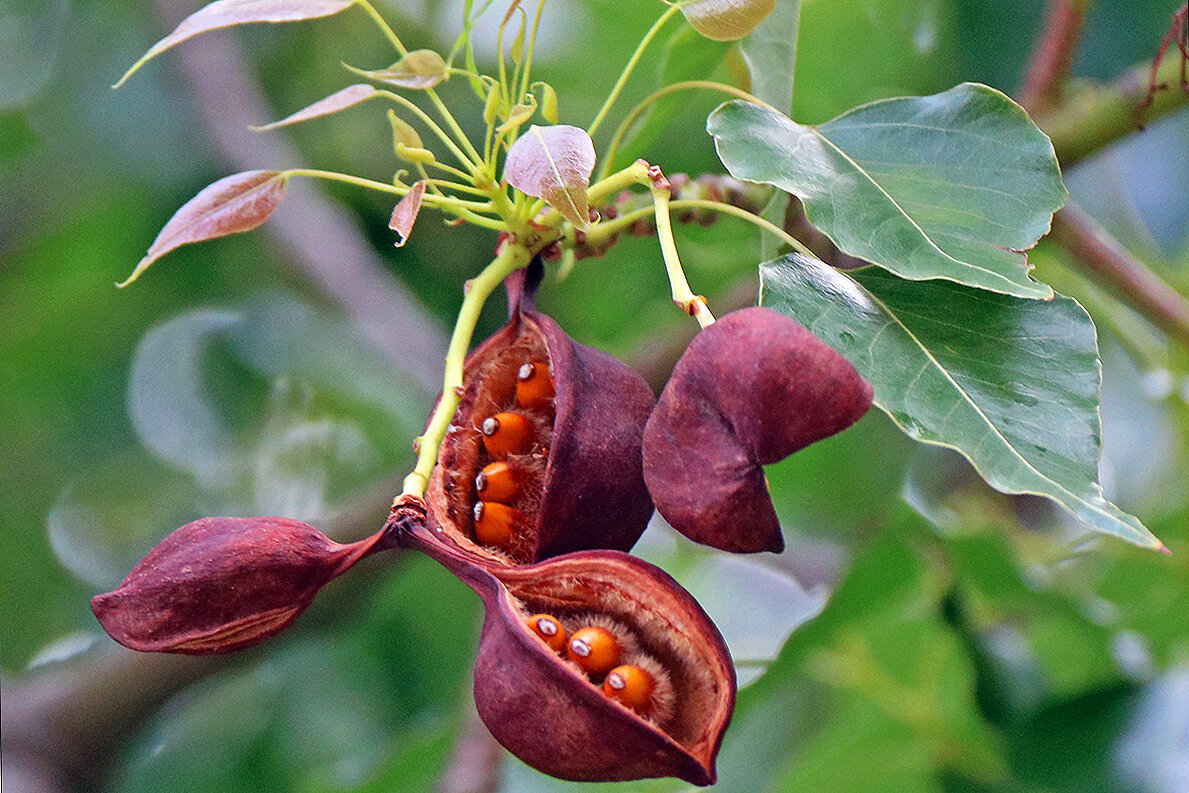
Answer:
[402,521,735,785]
[427,302,655,564]
[91,516,390,654]
[643,307,873,553]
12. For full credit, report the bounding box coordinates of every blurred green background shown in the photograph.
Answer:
[2,0,1188,791]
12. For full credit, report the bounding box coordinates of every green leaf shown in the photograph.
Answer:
[737,0,800,113]
[760,253,1162,550]
[710,83,1067,299]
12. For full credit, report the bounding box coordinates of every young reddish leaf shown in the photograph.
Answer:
[348,50,448,90]
[252,84,378,131]
[504,124,595,229]
[389,181,426,247]
[118,171,288,287]
[114,0,356,88]
[91,516,394,655]
[680,0,776,41]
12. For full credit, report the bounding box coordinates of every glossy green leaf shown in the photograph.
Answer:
[760,253,1161,550]
[710,83,1067,299]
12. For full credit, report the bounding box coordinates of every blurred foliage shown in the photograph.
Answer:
[1,0,1188,792]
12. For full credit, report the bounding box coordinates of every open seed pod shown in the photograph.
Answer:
[426,267,656,564]
[643,307,873,553]
[401,516,735,785]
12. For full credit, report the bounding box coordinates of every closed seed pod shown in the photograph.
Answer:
[401,518,735,786]
[427,268,656,564]
[643,307,872,553]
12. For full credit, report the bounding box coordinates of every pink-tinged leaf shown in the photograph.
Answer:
[504,124,595,229]
[389,181,426,247]
[680,0,775,41]
[115,0,356,88]
[119,170,288,287]
[252,84,378,131]
[91,516,394,655]
[347,49,448,90]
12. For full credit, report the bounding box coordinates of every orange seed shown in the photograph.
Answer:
[472,501,522,548]
[475,461,519,503]
[481,412,534,458]
[515,362,555,408]
[566,626,621,676]
[603,664,656,712]
[524,614,567,652]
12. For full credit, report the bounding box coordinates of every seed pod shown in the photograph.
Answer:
[91,516,392,655]
[427,269,655,563]
[643,307,873,553]
[401,517,735,786]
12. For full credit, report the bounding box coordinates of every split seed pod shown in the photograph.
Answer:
[400,514,735,785]
[426,267,656,563]
[643,307,873,553]
[91,516,391,654]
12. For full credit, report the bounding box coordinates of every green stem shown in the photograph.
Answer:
[587,3,682,138]
[285,169,506,229]
[652,184,716,328]
[517,0,547,102]
[1037,53,1189,166]
[377,90,477,172]
[401,242,534,497]
[598,80,769,179]
[356,0,486,171]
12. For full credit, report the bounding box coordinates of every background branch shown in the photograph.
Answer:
[1019,0,1088,114]
[1049,205,1189,347]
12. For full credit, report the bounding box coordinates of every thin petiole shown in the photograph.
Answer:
[598,80,770,179]
[377,90,479,174]
[587,3,682,137]
[401,241,534,498]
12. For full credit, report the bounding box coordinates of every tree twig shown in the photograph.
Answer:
[1019,0,1088,115]
[1037,50,1189,166]
[1049,204,1189,348]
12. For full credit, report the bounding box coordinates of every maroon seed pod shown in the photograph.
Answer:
[91,516,392,655]
[643,307,873,553]
[401,516,735,786]
[426,270,655,564]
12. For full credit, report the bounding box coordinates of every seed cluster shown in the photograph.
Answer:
[471,360,555,554]
[522,610,675,725]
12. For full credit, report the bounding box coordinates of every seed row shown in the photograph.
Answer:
[523,612,670,721]
[471,358,555,552]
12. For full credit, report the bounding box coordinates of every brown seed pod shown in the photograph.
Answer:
[402,518,735,786]
[643,307,873,553]
[91,516,392,655]
[427,271,656,564]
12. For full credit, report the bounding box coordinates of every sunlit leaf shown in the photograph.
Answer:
[387,108,423,150]
[710,83,1067,299]
[681,0,776,41]
[389,181,425,247]
[760,253,1162,550]
[536,82,559,124]
[118,170,288,286]
[251,84,378,131]
[350,49,448,90]
[114,0,355,88]
[504,124,595,228]
[496,98,537,133]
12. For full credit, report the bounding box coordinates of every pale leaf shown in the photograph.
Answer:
[681,0,776,41]
[352,50,448,90]
[389,181,426,247]
[115,0,355,88]
[118,171,288,287]
[504,124,595,229]
[252,84,378,131]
